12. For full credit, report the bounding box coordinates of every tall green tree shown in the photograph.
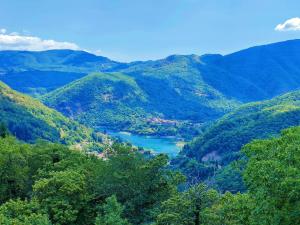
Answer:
[91,144,184,224]
[0,199,51,225]
[242,127,300,225]
[202,192,253,225]
[156,183,218,225]
[156,194,194,225]
[0,122,9,138]
[0,137,30,203]
[33,170,90,225]
[95,195,130,225]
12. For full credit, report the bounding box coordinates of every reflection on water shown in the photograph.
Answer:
[105,130,182,157]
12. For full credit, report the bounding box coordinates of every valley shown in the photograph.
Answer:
[103,129,183,157]
[1,39,300,224]
[2,40,300,142]
[1,39,300,157]
[2,1,300,224]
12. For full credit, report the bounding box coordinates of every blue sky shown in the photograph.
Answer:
[0,0,300,61]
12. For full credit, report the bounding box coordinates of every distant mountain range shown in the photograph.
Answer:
[1,39,300,137]
[0,50,125,96]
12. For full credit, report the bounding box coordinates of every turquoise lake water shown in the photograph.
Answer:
[106,131,182,157]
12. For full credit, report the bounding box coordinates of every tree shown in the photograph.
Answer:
[202,192,253,225]
[91,144,184,224]
[33,170,90,225]
[156,183,219,225]
[0,199,51,225]
[186,184,219,225]
[214,161,246,194]
[0,122,9,138]
[0,137,30,203]
[95,195,130,225]
[242,127,300,225]
[156,194,194,225]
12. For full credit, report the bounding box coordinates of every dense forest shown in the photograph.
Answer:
[0,81,105,151]
[0,124,299,224]
[174,89,300,191]
[42,71,222,138]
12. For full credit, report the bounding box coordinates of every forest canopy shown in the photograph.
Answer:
[1,126,300,224]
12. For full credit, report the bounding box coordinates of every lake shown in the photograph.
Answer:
[105,130,182,157]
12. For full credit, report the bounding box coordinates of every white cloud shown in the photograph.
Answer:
[0,30,80,51]
[275,17,300,31]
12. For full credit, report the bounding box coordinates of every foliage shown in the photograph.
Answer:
[0,49,123,96]
[156,183,219,225]
[0,137,31,203]
[33,170,90,225]
[242,126,300,225]
[202,126,300,225]
[95,195,130,225]
[202,192,253,225]
[0,136,183,225]
[178,89,300,189]
[43,68,238,138]
[0,199,51,225]
[90,143,185,224]
[1,124,300,225]
[214,161,246,193]
[0,81,100,147]
[0,122,9,138]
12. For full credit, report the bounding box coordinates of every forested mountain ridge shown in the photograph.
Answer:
[43,71,238,137]
[1,40,300,137]
[123,39,300,102]
[0,49,123,72]
[200,39,300,102]
[184,89,300,165]
[0,50,126,96]
[1,40,300,101]
[42,72,151,131]
[0,81,101,148]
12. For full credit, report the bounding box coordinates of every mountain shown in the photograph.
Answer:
[41,40,300,137]
[43,72,150,130]
[2,40,300,137]
[199,39,300,102]
[0,81,100,147]
[1,40,300,101]
[182,89,300,166]
[43,71,238,137]
[120,54,239,120]
[120,39,300,103]
[0,50,125,96]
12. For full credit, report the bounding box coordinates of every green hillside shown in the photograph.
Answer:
[2,40,300,102]
[43,71,238,137]
[183,89,300,166]
[199,39,300,102]
[0,81,99,147]
[121,54,239,120]
[43,72,150,129]
[2,40,300,137]
[0,50,125,96]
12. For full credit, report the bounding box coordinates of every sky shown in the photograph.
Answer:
[0,0,300,62]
